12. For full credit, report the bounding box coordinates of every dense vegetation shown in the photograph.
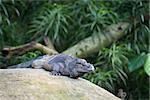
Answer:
[0,0,149,99]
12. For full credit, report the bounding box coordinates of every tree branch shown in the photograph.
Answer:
[2,41,58,59]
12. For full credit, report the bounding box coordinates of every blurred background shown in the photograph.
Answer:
[0,0,149,99]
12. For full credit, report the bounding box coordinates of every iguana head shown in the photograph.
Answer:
[75,58,95,73]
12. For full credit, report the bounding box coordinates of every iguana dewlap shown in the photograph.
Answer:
[9,54,95,78]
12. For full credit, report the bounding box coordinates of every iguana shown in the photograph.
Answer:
[8,54,95,78]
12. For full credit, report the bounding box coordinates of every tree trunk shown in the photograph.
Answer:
[63,22,129,58]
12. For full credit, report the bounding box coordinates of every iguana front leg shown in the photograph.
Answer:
[32,60,61,76]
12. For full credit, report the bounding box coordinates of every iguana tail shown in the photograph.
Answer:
[8,60,34,69]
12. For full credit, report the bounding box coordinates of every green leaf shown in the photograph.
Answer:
[1,3,8,17]
[128,53,147,72]
[144,53,150,76]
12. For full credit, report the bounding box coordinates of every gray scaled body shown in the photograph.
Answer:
[9,54,95,78]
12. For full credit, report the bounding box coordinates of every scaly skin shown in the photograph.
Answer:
[8,54,95,78]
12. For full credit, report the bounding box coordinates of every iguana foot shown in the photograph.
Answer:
[50,71,61,76]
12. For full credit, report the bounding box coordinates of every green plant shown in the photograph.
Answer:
[0,0,25,49]
[128,52,150,76]
[70,0,119,43]
[116,0,149,53]
[0,0,149,99]
[84,43,131,92]
[28,4,71,44]
[84,68,117,92]
[8,50,42,66]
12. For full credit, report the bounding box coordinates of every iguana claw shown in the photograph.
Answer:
[51,71,61,76]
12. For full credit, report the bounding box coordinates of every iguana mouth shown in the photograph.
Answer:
[87,67,95,72]
[77,66,95,73]
[90,66,95,71]
[87,63,95,72]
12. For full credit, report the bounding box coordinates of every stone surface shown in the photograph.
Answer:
[0,69,120,100]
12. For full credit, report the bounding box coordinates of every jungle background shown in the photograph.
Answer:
[0,0,149,100]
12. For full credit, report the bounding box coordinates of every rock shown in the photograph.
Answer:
[0,69,120,100]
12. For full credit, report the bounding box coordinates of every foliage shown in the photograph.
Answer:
[28,4,71,44]
[0,0,149,100]
[0,0,20,27]
[0,0,21,48]
[84,0,149,99]
[128,52,150,76]
[71,0,118,32]
[84,43,131,92]
[128,53,147,72]
[144,54,150,76]
[126,68,149,99]
[7,50,42,66]
[27,0,119,50]
[116,0,149,53]
[84,68,117,92]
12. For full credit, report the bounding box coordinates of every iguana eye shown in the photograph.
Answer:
[77,63,81,65]
[76,64,83,67]
[87,66,90,68]
[77,62,82,64]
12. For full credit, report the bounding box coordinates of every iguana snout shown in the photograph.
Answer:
[75,59,95,73]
